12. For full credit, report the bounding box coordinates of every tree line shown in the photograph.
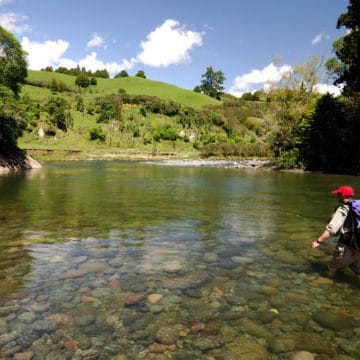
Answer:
[0,0,360,174]
[42,65,147,84]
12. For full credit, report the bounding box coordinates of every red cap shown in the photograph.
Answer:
[331,185,355,197]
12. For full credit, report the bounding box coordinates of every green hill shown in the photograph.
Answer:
[19,70,271,163]
[18,70,225,160]
[24,70,220,109]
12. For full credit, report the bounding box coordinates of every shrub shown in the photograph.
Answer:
[275,148,301,169]
[44,125,56,137]
[75,73,90,88]
[139,107,147,117]
[89,127,106,142]
[152,125,178,142]
[193,141,201,150]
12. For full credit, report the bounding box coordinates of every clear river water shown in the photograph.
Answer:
[0,160,359,359]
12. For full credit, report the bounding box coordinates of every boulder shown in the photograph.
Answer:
[0,149,41,172]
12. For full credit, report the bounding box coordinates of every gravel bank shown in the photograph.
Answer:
[144,159,272,169]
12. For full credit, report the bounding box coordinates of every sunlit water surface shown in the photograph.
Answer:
[0,161,359,359]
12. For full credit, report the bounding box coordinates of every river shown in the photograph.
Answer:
[0,161,359,359]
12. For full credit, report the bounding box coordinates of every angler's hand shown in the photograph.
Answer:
[311,239,321,249]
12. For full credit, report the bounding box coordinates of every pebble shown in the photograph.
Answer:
[147,293,162,304]
[124,293,145,306]
[13,352,34,360]
[17,312,36,324]
[1,227,359,359]
[290,351,315,360]
[162,261,183,272]
[155,326,178,345]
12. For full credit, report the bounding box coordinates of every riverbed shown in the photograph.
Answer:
[0,160,359,359]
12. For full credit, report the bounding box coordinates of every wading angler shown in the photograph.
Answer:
[312,185,360,275]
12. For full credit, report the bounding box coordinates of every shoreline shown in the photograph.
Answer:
[144,158,272,169]
[1,148,306,172]
[28,149,274,170]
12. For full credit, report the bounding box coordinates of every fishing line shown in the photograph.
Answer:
[277,210,326,223]
[252,204,327,223]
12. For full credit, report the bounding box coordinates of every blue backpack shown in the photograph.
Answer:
[348,200,360,251]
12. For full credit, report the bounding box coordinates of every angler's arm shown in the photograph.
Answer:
[311,205,349,249]
[312,230,331,248]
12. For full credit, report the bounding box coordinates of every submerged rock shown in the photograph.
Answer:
[269,332,338,355]
[155,326,179,345]
[290,351,315,360]
[312,310,354,331]
[162,271,209,290]
[225,336,270,359]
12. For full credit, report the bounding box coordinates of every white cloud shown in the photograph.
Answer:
[78,51,135,74]
[22,36,135,75]
[19,19,203,77]
[312,32,323,45]
[87,33,105,49]
[229,62,343,97]
[0,12,31,33]
[137,19,203,67]
[313,83,342,97]
[21,37,71,69]
[229,63,292,97]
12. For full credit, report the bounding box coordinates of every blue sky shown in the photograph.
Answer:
[0,0,349,96]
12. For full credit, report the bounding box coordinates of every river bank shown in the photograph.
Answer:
[0,148,42,172]
[145,159,272,169]
[2,147,300,172]
[15,148,276,171]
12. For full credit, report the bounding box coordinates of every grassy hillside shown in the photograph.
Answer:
[19,70,272,162]
[18,71,224,160]
[24,70,220,109]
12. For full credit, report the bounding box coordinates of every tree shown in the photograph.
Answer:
[115,70,129,78]
[94,69,109,78]
[90,76,97,85]
[301,94,348,172]
[50,79,58,94]
[0,27,28,152]
[200,66,226,99]
[95,95,122,124]
[265,56,323,167]
[0,85,27,152]
[326,0,360,94]
[0,26,27,96]
[76,96,84,112]
[44,96,72,132]
[75,73,90,88]
[135,70,146,79]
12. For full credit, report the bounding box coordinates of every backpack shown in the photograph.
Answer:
[348,200,360,251]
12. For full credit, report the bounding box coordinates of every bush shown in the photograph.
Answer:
[89,127,106,142]
[75,73,90,88]
[152,125,178,142]
[274,148,300,169]
[193,141,201,150]
[44,126,56,137]
[139,107,147,117]
[200,141,270,158]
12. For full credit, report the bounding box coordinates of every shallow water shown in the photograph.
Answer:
[0,161,359,359]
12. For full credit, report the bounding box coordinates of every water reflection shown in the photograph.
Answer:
[0,161,359,358]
